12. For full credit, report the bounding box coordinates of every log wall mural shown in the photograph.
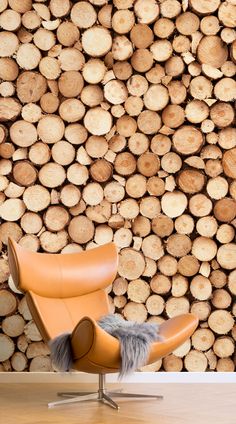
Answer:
[0,0,235,372]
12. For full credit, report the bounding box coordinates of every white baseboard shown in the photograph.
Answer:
[0,372,235,384]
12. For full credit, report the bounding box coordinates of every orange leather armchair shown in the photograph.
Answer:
[8,237,198,410]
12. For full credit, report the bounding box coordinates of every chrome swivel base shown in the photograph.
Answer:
[48,374,163,410]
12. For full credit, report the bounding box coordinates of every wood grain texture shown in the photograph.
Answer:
[0,383,235,424]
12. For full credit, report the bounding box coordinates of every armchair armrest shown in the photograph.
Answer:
[71,316,120,369]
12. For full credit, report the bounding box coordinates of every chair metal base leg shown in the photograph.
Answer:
[48,393,98,408]
[109,388,123,393]
[48,374,163,410]
[49,392,119,410]
[57,391,95,397]
[58,388,122,398]
[108,392,163,399]
[101,393,119,410]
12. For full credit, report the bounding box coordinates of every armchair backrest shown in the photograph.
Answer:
[8,237,118,298]
[7,238,118,340]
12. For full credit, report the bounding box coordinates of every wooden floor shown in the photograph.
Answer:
[0,383,235,424]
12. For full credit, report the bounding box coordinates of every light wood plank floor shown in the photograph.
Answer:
[0,383,235,424]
